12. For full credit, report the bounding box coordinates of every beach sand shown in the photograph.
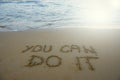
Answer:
[0,28,120,80]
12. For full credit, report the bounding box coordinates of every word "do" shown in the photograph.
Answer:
[25,55,62,67]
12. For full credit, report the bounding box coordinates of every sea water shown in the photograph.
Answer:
[0,0,120,31]
[0,0,74,31]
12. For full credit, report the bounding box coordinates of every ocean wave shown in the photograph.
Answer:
[0,0,120,31]
[0,1,74,31]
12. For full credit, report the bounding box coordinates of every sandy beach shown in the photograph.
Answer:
[0,28,120,80]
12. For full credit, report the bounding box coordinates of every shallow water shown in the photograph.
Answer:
[0,0,120,31]
[0,1,73,31]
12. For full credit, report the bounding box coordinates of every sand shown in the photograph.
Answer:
[0,28,120,80]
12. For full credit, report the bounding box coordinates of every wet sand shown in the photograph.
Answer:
[0,28,120,80]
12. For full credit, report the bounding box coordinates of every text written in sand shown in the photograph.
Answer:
[21,45,99,71]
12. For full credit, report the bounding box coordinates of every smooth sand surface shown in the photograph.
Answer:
[0,28,120,80]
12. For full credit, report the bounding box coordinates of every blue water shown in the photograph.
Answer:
[0,1,75,31]
[0,0,120,31]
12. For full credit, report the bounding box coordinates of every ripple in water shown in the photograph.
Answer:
[0,0,120,31]
[0,0,74,31]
